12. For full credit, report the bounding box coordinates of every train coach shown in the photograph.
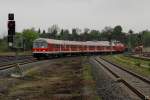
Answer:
[32,38,125,59]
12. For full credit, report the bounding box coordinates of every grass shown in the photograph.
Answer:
[83,64,93,80]
[103,54,150,78]
[82,57,100,100]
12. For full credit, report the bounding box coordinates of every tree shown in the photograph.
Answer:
[42,30,46,34]
[137,33,142,45]
[72,28,79,41]
[129,29,133,34]
[84,28,90,34]
[89,30,101,40]
[112,25,123,42]
[38,28,41,34]
[127,30,139,49]
[59,29,71,40]
[113,25,122,35]
[142,30,150,47]
[40,30,48,38]
[102,26,113,34]
[101,26,113,41]
[48,25,60,39]
[22,28,39,50]
[0,37,9,52]
[81,28,90,41]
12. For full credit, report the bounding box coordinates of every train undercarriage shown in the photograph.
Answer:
[33,51,121,59]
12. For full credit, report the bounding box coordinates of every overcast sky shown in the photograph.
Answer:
[0,0,150,37]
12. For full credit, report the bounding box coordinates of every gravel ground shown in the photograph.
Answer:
[0,59,51,78]
[97,57,150,97]
[89,58,141,100]
[0,57,98,100]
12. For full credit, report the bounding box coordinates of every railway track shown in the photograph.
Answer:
[0,55,33,63]
[93,56,150,100]
[0,56,38,71]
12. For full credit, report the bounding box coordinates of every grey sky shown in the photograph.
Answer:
[0,0,150,37]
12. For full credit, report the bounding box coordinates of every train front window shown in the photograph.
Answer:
[33,42,48,48]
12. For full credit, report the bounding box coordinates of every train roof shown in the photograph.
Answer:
[34,38,115,46]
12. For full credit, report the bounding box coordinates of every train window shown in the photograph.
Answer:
[98,46,101,49]
[71,45,75,48]
[106,46,111,49]
[33,42,48,48]
[54,44,60,48]
[79,45,82,48]
[60,45,63,48]
[66,45,69,48]
[90,46,95,48]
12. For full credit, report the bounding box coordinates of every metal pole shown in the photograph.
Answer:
[128,33,131,53]
[110,40,112,55]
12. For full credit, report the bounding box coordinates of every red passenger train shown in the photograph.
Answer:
[32,38,125,58]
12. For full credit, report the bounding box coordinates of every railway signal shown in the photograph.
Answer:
[8,13,15,47]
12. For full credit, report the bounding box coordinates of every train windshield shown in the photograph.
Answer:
[33,42,48,48]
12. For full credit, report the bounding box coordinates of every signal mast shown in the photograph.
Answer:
[8,13,16,47]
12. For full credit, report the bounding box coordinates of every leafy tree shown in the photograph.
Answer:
[142,30,150,47]
[72,28,79,41]
[48,25,60,39]
[38,28,41,34]
[81,28,90,41]
[39,30,48,38]
[113,25,122,35]
[112,25,123,41]
[22,28,39,50]
[89,30,101,41]
[129,29,133,34]
[130,34,139,48]
[40,30,48,38]
[42,30,46,34]
[102,26,113,34]
[101,26,113,41]
[59,29,71,40]
[0,37,9,52]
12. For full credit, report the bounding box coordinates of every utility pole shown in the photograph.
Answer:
[128,33,131,53]
[108,33,112,55]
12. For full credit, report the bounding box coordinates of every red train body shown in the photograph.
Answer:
[32,38,125,58]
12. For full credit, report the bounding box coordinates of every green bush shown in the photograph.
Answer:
[135,61,141,67]
[148,63,150,71]
[148,63,150,67]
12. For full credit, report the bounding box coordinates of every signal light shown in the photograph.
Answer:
[8,21,15,29]
[8,21,15,36]
[8,13,14,20]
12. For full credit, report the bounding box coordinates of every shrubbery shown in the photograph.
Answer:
[135,61,141,67]
[148,63,150,71]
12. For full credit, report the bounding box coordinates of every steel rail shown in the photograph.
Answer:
[0,57,37,67]
[100,57,150,84]
[94,57,150,100]
[0,59,38,71]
